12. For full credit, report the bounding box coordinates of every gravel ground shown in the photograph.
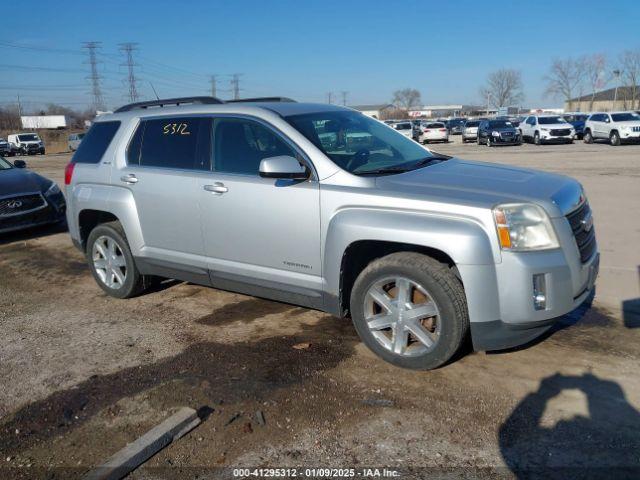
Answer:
[0,139,639,479]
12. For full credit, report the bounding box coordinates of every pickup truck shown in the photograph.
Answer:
[64,97,599,370]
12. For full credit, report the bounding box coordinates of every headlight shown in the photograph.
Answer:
[491,131,500,137]
[45,182,60,195]
[493,203,559,251]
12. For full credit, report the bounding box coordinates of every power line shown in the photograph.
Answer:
[119,42,140,103]
[82,41,105,111]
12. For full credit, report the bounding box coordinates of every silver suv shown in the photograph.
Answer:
[65,97,599,370]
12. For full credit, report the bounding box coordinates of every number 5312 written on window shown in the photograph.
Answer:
[163,123,191,135]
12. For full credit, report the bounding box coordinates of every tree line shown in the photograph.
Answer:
[0,104,95,131]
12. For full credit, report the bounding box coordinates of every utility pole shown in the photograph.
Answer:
[82,41,105,111]
[326,92,333,104]
[119,42,139,103]
[612,69,621,110]
[16,94,22,117]
[230,73,242,100]
[209,75,218,98]
[341,91,348,106]
[486,92,491,116]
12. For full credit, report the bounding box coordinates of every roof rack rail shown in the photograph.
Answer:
[226,97,296,103]
[114,96,224,113]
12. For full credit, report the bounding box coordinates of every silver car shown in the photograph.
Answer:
[65,97,599,370]
[68,132,85,151]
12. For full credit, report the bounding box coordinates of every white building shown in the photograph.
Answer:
[349,104,396,118]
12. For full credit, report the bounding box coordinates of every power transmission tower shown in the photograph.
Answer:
[230,73,243,100]
[326,92,333,104]
[82,41,105,111]
[209,75,218,97]
[341,91,348,106]
[119,42,139,103]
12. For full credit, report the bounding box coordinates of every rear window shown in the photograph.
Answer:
[71,121,120,164]
[127,117,211,170]
[465,121,480,127]
[395,123,412,130]
[426,123,444,128]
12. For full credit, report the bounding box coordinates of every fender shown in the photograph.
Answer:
[322,207,500,322]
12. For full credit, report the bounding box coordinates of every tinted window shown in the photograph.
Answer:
[72,121,121,164]
[538,116,565,124]
[134,117,211,170]
[612,113,640,122]
[426,123,445,128]
[488,120,513,128]
[465,121,480,127]
[213,118,296,175]
[395,123,412,130]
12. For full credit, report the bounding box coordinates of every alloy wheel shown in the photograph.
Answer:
[363,276,440,357]
[92,235,128,289]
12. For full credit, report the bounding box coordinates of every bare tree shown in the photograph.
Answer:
[583,54,607,111]
[618,49,640,110]
[479,69,524,108]
[391,88,422,111]
[544,58,587,111]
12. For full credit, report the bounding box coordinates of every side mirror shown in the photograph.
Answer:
[259,155,308,180]
[13,160,26,168]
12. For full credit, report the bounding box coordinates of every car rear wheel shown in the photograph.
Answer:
[610,131,621,146]
[584,130,593,144]
[86,221,147,299]
[350,252,469,370]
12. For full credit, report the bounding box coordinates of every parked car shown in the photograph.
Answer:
[446,118,465,135]
[65,96,598,370]
[583,111,640,146]
[0,157,65,234]
[461,120,480,143]
[520,115,575,145]
[0,138,13,156]
[391,121,414,139]
[418,121,449,144]
[68,133,86,151]
[7,133,45,155]
[563,113,589,139]
[477,119,521,146]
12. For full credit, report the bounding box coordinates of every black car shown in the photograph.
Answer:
[563,113,589,139]
[446,118,466,135]
[0,157,66,234]
[477,119,522,146]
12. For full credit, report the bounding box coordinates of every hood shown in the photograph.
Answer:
[375,158,581,218]
[616,120,640,127]
[540,122,573,129]
[0,167,51,196]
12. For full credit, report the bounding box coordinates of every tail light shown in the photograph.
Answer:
[64,162,75,185]
[439,129,447,132]
[425,129,431,132]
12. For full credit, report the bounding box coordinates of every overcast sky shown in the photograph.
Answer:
[1,0,638,111]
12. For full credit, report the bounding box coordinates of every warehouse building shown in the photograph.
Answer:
[566,86,640,112]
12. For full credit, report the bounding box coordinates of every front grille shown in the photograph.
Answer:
[550,129,571,136]
[566,201,597,263]
[0,194,46,217]
[501,131,514,137]
[632,126,640,132]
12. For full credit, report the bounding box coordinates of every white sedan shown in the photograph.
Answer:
[418,122,449,144]
[392,121,414,139]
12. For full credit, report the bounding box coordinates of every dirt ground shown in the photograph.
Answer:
[1,139,639,479]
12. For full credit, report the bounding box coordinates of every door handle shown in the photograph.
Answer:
[203,182,228,194]
[120,174,138,184]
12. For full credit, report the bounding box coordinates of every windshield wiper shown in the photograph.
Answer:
[356,155,451,176]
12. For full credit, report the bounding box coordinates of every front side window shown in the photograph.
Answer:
[130,117,211,170]
[285,110,439,175]
[213,118,297,175]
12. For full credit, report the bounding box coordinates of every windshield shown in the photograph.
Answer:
[488,120,513,128]
[0,157,12,170]
[18,134,39,142]
[611,113,640,122]
[448,119,465,126]
[285,110,439,175]
[538,116,565,125]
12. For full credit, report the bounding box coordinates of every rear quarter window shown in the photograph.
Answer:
[72,121,121,164]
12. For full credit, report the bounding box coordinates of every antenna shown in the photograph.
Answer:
[82,41,105,111]
[119,42,140,103]
[148,81,160,100]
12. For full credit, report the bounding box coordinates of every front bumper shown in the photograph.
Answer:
[540,132,573,142]
[491,135,521,145]
[0,192,66,234]
[620,131,640,141]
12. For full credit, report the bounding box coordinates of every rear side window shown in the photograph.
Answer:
[71,121,120,164]
[128,117,212,170]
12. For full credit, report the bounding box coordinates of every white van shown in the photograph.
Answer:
[7,133,45,155]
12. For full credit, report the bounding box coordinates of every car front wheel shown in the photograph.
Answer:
[610,131,621,146]
[350,252,469,370]
[584,130,593,144]
[86,221,147,298]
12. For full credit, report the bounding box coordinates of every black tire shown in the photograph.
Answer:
[534,131,541,145]
[610,131,621,146]
[584,130,593,144]
[86,221,147,299]
[350,252,469,370]
[486,137,492,147]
